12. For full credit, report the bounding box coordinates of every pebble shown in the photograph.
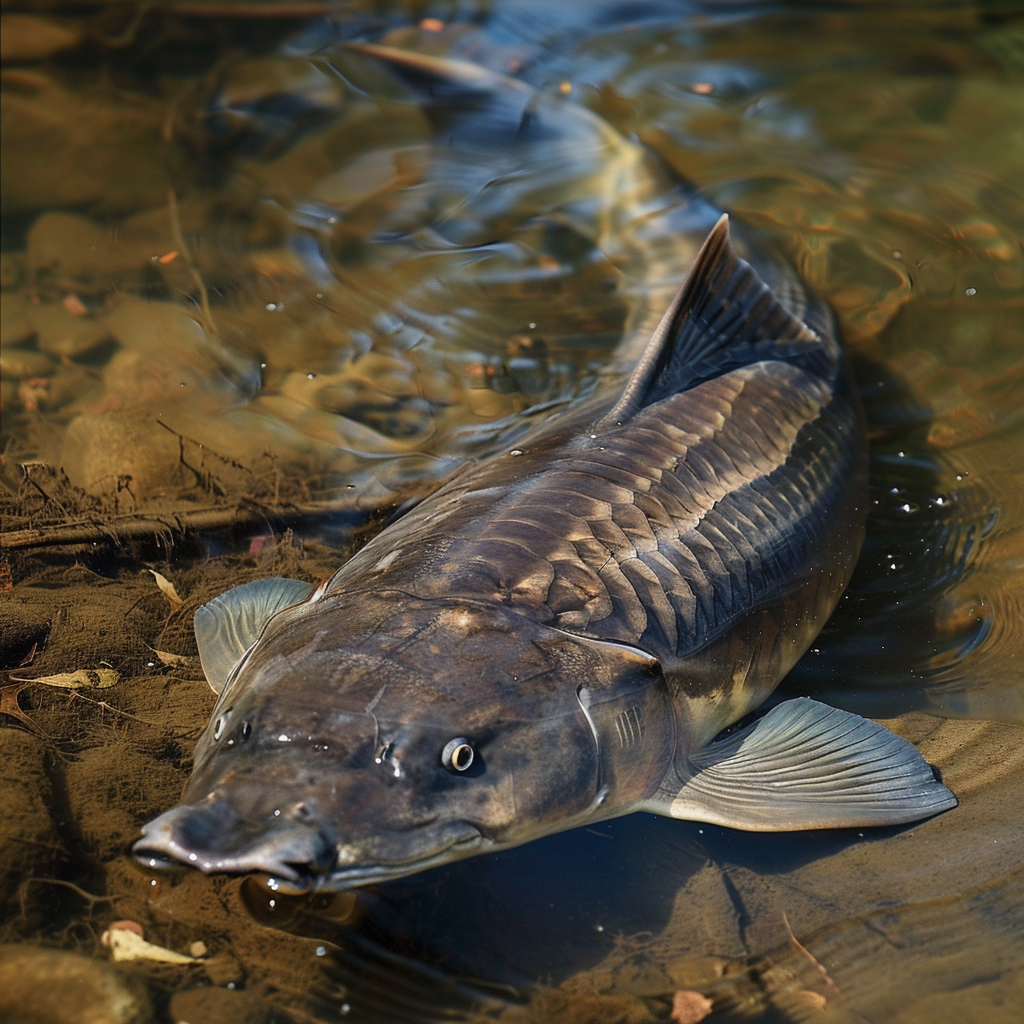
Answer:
[33,302,111,358]
[59,414,184,497]
[0,945,151,1024]
[0,345,54,378]
[1,291,34,346]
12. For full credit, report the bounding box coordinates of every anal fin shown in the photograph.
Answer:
[643,698,956,831]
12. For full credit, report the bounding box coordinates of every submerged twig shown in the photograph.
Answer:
[781,912,843,1002]
[166,188,217,338]
[0,493,385,550]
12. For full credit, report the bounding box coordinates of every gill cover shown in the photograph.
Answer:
[574,637,674,809]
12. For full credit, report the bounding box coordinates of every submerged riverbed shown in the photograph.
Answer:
[1,2,1022,1023]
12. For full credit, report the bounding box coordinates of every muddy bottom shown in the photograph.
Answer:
[1,506,1022,1024]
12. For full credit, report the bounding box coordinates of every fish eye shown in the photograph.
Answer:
[441,737,475,773]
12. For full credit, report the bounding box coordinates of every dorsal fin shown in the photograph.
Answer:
[605,215,824,424]
[194,578,314,694]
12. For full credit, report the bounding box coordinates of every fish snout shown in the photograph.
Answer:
[133,789,339,888]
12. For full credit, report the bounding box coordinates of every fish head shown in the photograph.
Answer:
[134,592,673,890]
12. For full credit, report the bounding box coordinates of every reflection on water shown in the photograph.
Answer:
[1,2,1022,1023]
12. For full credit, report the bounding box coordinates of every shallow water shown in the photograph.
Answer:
[1,2,1022,1023]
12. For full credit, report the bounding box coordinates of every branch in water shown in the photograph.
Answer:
[0,493,389,551]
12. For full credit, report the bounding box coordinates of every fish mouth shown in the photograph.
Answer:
[134,809,337,888]
[134,802,486,892]
[320,829,489,890]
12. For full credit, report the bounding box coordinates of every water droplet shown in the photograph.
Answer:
[892,250,902,259]
[316,945,326,957]
[188,853,198,862]
[273,809,281,817]
[509,449,523,456]
[965,287,977,296]
[266,302,278,311]
[278,734,290,742]
[266,878,280,891]
[307,372,317,380]
[268,899,276,908]
[528,323,537,329]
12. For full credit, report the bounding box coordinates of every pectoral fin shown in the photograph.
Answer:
[643,698,956,830]
[194,578,315,693]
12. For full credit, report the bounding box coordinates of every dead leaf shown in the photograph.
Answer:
[102,925,197,964]
[671,990,713,1024]
[148,569,183,612]
[152,649,190,667]
[12,668,119,690]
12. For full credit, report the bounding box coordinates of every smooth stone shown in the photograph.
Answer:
[26,213,153,293]
[0,345,53,378]
[1,291,34,346]
[32,302,111,358]
[2,76,170,212]
[59,414,185,498]
[0,946,151,1024]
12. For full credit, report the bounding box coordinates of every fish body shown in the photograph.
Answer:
[136,217,955,890]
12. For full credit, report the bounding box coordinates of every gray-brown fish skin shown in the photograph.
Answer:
[134,219,876,891]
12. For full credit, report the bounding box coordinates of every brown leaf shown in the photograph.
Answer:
[12,668,119,690]
[152,649,190,667]
[148,569,183,612]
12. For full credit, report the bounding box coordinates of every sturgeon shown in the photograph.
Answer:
[135,217,956,890]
